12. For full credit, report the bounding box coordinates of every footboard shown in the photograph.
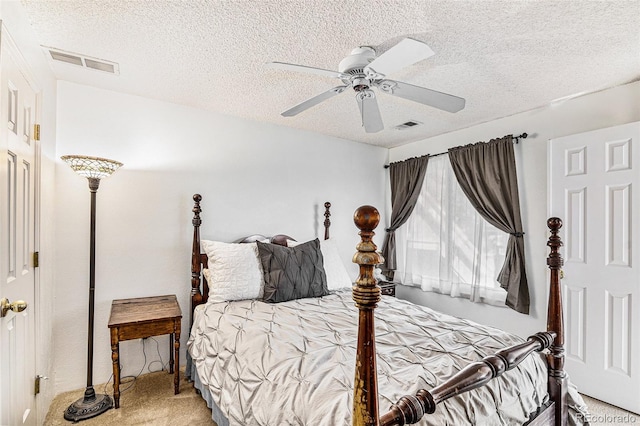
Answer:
[351,206,567,426]
[378,332,555,426]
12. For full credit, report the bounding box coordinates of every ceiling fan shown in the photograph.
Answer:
[267,38,465,133]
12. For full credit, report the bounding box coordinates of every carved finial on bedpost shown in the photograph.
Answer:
[191,194,204,325]
[192,194,202,227]
[352,205,384,426]
[546,217,567,426]
[324,202,331,240]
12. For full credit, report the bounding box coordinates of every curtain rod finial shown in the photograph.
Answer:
[514,132,528,143]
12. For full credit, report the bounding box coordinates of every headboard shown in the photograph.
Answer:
[190,194,332,323]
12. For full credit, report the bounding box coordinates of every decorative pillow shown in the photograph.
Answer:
[257,239,328,303]
[200,240,264,303]
[288,238,353,291]
[319,239,353,291]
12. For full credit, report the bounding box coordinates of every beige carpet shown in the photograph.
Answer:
[44,370,215,425]
[45,371,637,425]
[581,395,638,425]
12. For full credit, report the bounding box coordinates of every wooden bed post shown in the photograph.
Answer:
[324,201,331,240]
[352,205,384,426]
[191,194,204,325]
[546,217,567,426]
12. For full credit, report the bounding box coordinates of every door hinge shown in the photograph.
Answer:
[33,251,39,268]
[34,375,48,395]
[33,124,41,141]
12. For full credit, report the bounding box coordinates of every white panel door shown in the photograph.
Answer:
[549,121,640,414]
[0,25,38,426]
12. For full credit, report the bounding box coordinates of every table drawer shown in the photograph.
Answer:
[115,319,176,341]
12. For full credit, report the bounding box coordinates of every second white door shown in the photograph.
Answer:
[549,121,640,414]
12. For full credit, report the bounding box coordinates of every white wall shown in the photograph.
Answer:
[0,1,58,422]
[390,81,640,338]
[53,81,388,393]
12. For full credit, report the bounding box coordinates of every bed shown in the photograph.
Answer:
[186,195,589,425]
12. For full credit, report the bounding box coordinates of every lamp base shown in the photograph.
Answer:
[63,386,113,422]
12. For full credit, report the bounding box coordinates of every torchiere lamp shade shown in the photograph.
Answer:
[61,155,123,179]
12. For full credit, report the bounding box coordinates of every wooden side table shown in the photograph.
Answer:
[108,294,182,408]
[379,281,396,297]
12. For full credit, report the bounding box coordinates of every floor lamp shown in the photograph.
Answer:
[61,155,123,422]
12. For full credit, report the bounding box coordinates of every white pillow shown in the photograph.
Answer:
[288,238,352,291]
[200,240,264,302]
[320,239,353,291]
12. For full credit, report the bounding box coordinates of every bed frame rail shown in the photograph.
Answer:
[378,332,555,426]
[351,206,567,426]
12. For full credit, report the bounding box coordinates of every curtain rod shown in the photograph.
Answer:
[384,132,528,169]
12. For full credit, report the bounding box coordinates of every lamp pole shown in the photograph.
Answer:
[62,156,122,422]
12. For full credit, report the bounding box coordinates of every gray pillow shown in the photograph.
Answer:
[257,239,328,303]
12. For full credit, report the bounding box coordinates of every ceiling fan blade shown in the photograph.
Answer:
[356,90,384,133]
[281,86,348,117]
[377,80,465,113]
[364,38,435,78]
[267,62,348,79]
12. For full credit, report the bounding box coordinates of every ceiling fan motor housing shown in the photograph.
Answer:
[338,46,376,74]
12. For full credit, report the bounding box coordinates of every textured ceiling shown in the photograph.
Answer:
[21,0,640,148]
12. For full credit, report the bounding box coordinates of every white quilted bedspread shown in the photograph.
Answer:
[188,290,588,425]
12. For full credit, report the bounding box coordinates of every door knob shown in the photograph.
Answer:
[1,298,27,318]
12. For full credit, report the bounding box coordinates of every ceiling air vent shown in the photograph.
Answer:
[44,47,119,75]
[84,59,116,73]
[395,120,422,130]
[49,50,83,66]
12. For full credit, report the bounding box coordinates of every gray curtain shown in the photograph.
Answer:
[381,155,429,280]
[448,136,530,314]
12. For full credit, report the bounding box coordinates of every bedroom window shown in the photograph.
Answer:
[395,155,509,306]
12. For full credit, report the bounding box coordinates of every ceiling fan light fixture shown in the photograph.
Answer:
[352,77,370,91]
